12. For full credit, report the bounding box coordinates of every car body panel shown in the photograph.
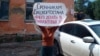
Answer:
[60,32,71,56]
[54,19,100,56]
[59,32,100,56]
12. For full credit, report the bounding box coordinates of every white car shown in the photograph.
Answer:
[54,19,100,56]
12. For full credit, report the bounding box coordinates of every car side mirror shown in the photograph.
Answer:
[83,36,94,43]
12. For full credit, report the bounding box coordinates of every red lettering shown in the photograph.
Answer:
[58,19,62,23]
[34,16,45,19]
[59,16,62,19]
[37,20,57,24]
[46,16,58,19]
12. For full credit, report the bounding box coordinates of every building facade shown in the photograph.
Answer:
[0,0,74,35]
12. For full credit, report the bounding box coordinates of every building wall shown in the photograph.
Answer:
[0,0,74,35]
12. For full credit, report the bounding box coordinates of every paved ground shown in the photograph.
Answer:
[0,40,42,56]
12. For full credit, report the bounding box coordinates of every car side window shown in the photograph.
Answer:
[75,24,92,38]
[59,23,97,44]
[59,24,75,35]
[75,24,98,44]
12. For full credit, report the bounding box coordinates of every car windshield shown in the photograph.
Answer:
[90,24,100,38]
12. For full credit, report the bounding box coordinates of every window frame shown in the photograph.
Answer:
[0,0,9,21]
[25,0,42,22]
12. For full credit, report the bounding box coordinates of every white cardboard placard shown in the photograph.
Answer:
[33,3,67,26]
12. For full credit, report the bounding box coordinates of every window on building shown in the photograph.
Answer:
[0,0,9,20]
[26,0,42,21]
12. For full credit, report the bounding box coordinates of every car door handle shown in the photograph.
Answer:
[71,40,75,43]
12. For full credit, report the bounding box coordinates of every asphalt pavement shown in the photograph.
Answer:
[0,40,42,56]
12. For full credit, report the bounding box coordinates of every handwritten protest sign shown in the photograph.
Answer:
[33,3,67,26]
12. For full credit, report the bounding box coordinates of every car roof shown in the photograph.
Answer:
[64,19,100,26]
